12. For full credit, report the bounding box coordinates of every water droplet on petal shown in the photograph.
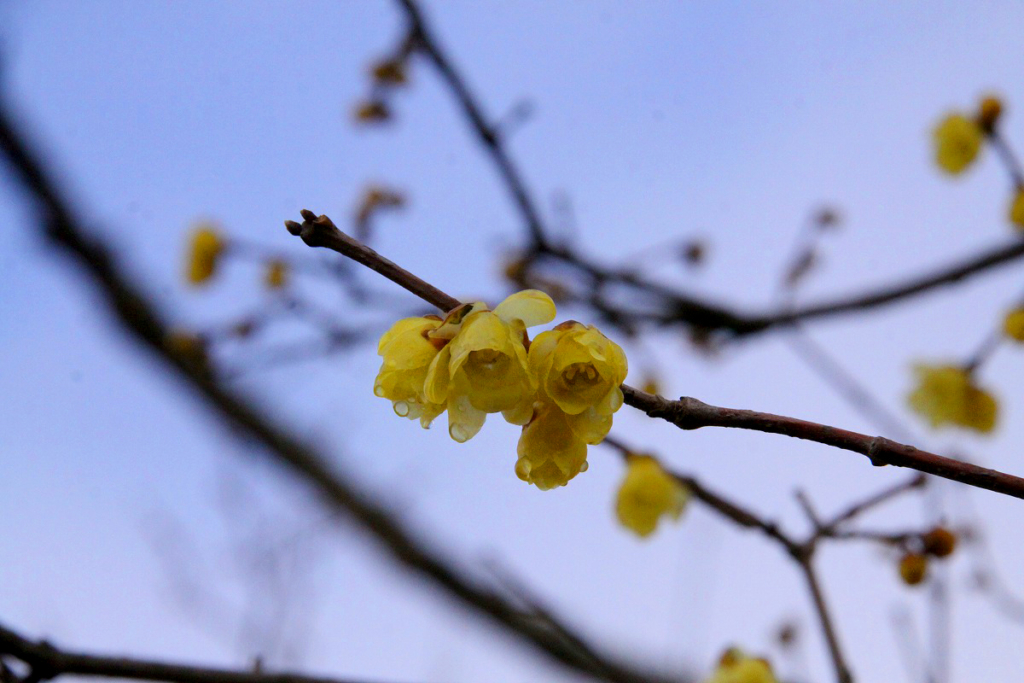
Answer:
[374,383,386,397]
[515,458,531,480]
[450,423,469,443]
[579,461,589,473]
[394,401,410,417]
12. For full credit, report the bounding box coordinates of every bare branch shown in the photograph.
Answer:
[0,622,390,683]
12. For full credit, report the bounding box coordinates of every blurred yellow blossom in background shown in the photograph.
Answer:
[1002,307,1024,342]
[185,225,225,286]
[615,454,689,537]
[933,113,983,175]
[704,649,777,683]
[907,363,997,433]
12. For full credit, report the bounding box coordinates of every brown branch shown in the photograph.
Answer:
[283,211,1024,502]
[0,623,389,683]
[817,474,928,536]
[0,89,682,683]
[621,387,1024,500]
[797,563,853,683]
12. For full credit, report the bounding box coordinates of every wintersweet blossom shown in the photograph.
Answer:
[615,454,689,537]
[907,363,997,433]
[704,649,777,683]
[514,401,589,490]
[264,260,289,290]
[374,316,446,428]
[933,113,983,175]
[185,225,225,286]
[528,320,628,444]
[424,290,556,443]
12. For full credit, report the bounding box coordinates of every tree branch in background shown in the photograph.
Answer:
[0,623,389,683]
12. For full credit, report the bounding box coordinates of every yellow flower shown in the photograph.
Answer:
[907,363,997,433]
[1009,187,1024,229]
[933,113,983,175]
[374,316,447,428]
[529,321,628,444]
[705,649,777,683]
[1003,307,1024,341]
[615,454,689,537]
[425,290,556,443]
[185,225,225,286]
[515,401,589,490]
[264,260,289,290]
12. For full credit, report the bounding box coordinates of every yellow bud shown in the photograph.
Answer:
[1003,307,1024,342]
[1009,187,1024,229]
[922,527,957,558]
[370,58,408,85]
[705,648,777,683]
[353,99,391,123]
[264,260,289,290]
[899,552,928,586]
[976,95,1003,133]
[185,225,225,286]
[933,113,983,175]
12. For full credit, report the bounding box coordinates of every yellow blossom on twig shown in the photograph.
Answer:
[374,315,447,428]
[1002,306,1024,341]
[424,290,556,443]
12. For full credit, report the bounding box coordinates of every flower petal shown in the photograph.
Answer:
[493,289,556,328]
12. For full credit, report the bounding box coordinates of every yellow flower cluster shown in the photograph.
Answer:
[906,363,997,433]
[615,454,689,538]
[704,649,777,683]
[374,290,628,488]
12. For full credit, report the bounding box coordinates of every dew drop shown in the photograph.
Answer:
[579,461,589,473]
[450,423,469,443]
[373,384,386,397]
[394,401,410,417]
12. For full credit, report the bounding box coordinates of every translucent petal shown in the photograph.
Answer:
[493,289,556,328]
[423,344,452,404]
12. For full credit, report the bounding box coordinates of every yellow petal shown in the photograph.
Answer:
[493,289,556,328]
[423,344,452,404]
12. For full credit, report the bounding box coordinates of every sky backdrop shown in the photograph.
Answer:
[3,2,1024,682]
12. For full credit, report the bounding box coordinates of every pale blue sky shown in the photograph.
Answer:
[3,2,1024,682]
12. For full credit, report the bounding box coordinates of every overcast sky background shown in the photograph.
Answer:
[3,2,1024,682]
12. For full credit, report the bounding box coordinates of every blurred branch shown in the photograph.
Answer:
[0,622,387,683]
[0,88,683,683]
